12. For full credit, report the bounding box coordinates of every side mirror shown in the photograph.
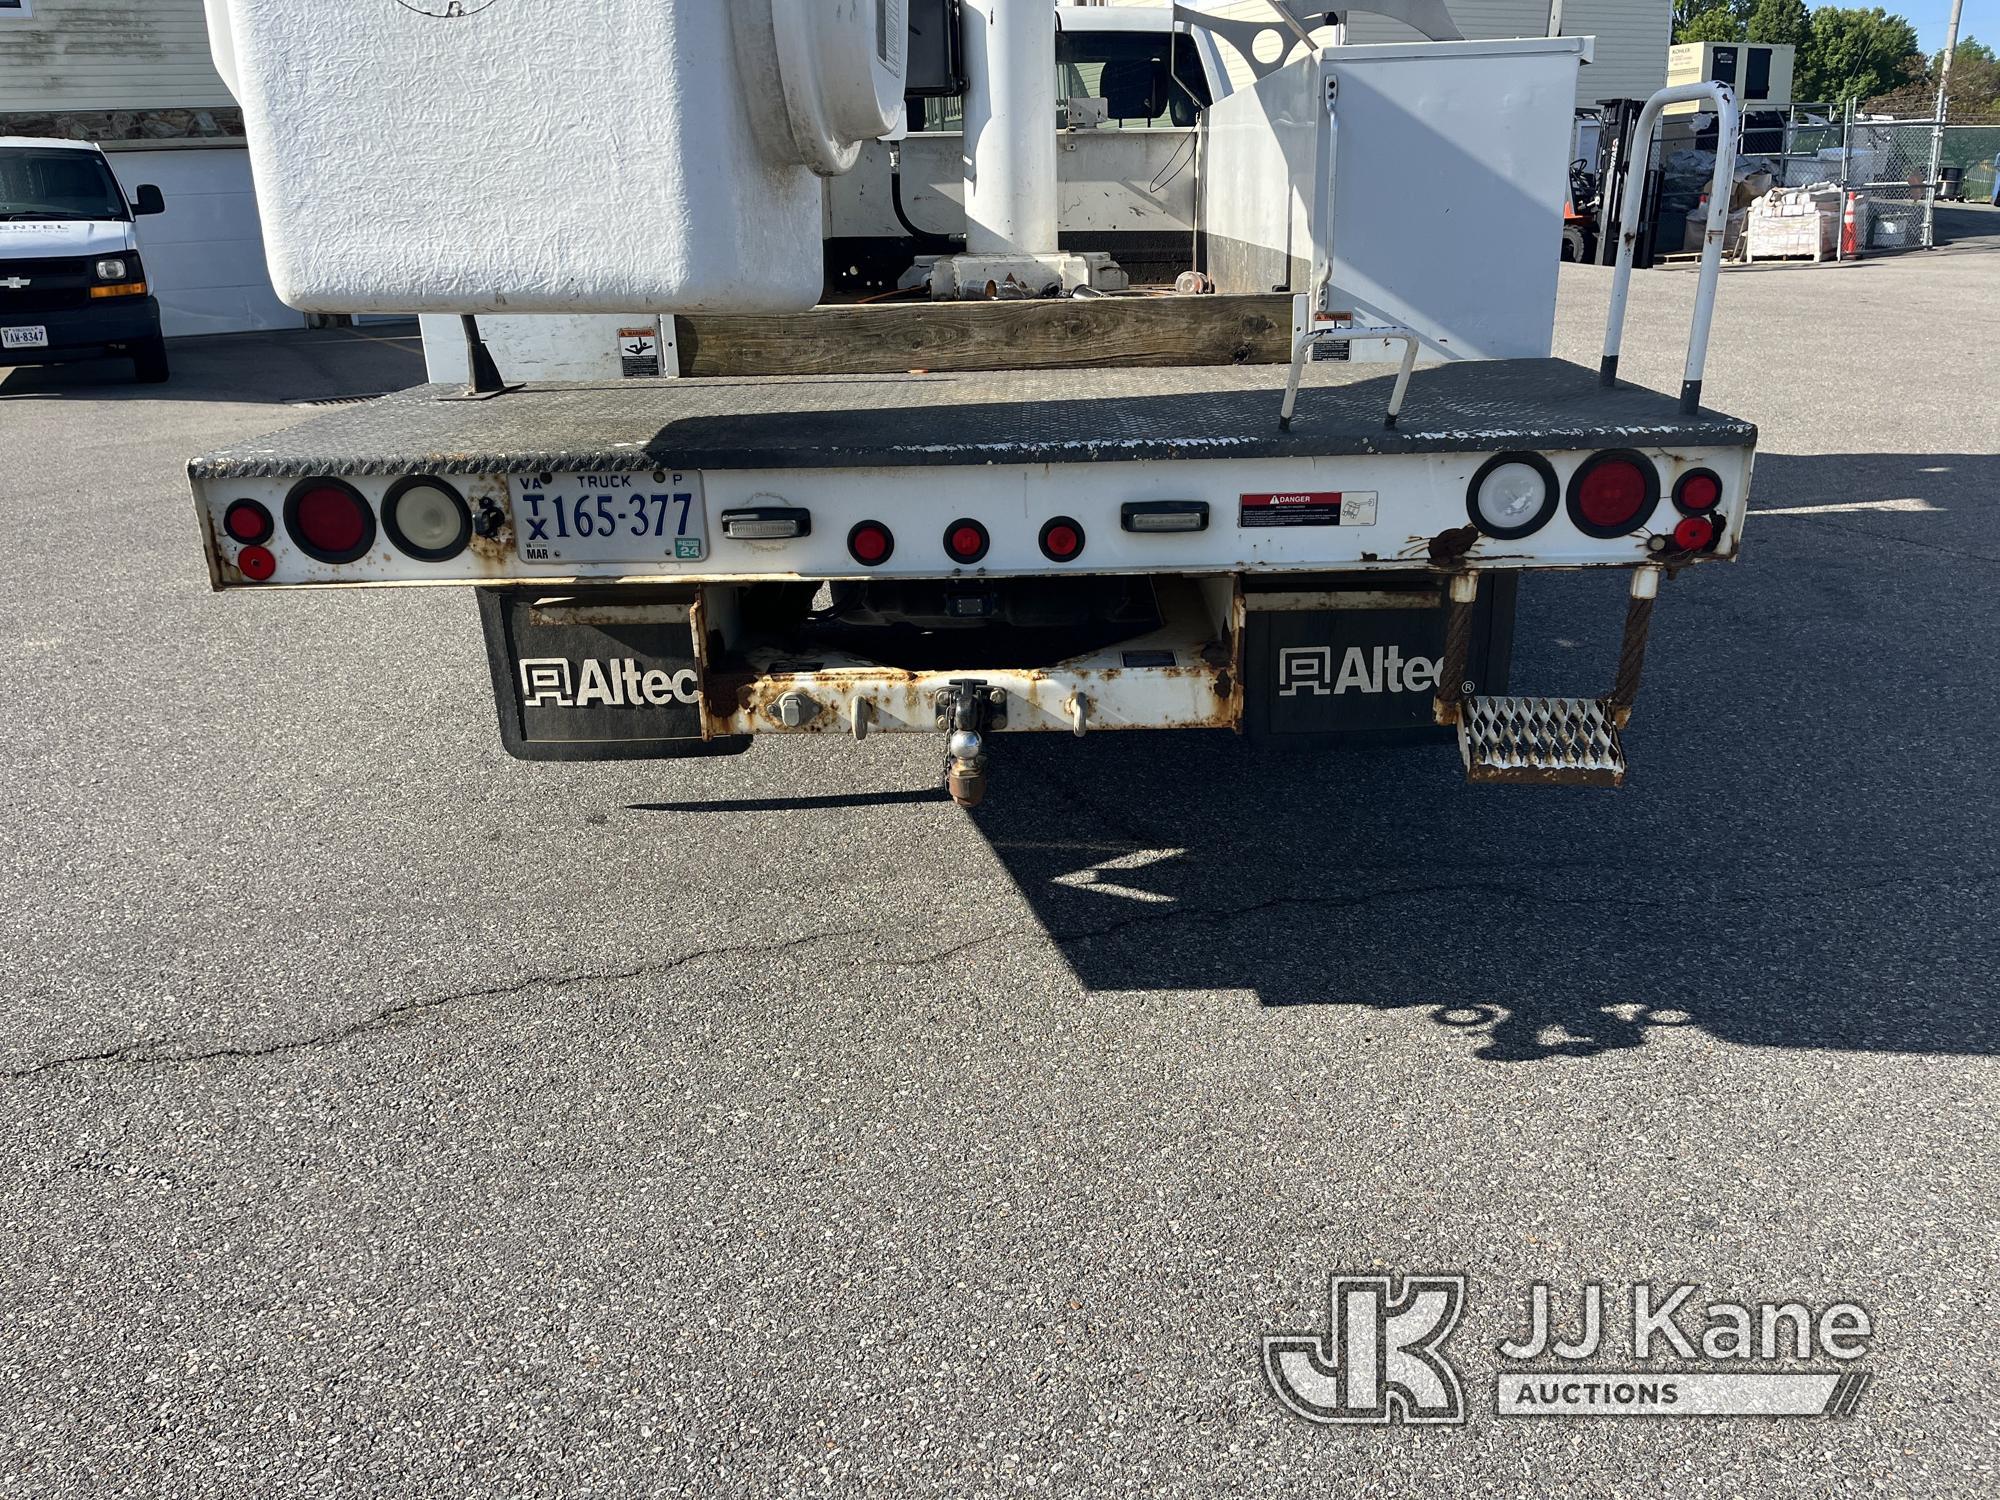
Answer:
[133,184,166,216]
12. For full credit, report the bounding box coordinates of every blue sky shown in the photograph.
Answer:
[1827,1,1981,53]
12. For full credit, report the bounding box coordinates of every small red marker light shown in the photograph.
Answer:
[223,499,273,545]
[846,520,893,566]
[944,518,989,565]
[1674,470,1722,514]
[238,544,277,581]
[1673,514,1718,552]
[1038,516,1085,562]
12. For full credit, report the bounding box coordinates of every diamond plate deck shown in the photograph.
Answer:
[1458,695,1628,788]
[188,359,1757,482]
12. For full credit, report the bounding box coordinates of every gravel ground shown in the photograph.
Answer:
[2,226,1997,1497]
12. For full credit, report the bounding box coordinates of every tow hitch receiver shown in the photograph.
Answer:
[935,679,1007,808]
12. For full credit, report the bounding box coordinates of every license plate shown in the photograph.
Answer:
[2,326,49,350]
[509,470,706,564]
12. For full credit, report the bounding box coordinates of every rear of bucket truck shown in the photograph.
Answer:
[189,1,1757,806]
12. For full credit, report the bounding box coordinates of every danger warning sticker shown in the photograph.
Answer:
[1239,490,1379,528]
[618,325,661,379]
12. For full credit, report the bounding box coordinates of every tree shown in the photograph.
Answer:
[1678,7,1745,45]
[1796,7,1922,105]
[1865,37,2000,120]
[1675,1,1751,38]
[1745,0,1810,50]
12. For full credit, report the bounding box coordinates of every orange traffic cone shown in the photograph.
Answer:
[1841,192,1864,259]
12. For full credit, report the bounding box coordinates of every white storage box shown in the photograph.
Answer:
[1201,36,1589,361]
[203,0,907,315]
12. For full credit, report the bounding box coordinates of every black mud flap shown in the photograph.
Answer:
[1242,575,1516,747]
[477,587,749,761]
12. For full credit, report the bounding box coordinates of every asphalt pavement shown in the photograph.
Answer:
[2,236,1998,1497]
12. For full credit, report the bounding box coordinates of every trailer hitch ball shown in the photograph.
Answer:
[945,728,988,808]
[936,679,1002,808]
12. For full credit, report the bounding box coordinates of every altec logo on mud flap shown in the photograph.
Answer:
[519,658,698,709]
[1278,644,1441,697]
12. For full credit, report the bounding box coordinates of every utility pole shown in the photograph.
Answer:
[1923,0,1964,248]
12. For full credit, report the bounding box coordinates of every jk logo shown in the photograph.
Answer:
[1264,1274,1468,1425]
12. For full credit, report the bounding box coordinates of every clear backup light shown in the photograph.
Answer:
[1120,501,1209,533]
[721,506,812,541]
[1465,453,1557,539]
[382,477,471,562]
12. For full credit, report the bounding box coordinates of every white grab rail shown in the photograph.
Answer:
[1280,326,1420,431]
[1600,81,1741,415]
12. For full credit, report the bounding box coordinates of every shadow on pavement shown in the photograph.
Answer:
[968,451,2000,1061]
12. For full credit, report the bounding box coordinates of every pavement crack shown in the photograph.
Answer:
[1,925,870,1082]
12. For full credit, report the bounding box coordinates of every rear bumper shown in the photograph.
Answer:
[0,297,160,367]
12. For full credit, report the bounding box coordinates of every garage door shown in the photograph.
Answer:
[105,145,302,338]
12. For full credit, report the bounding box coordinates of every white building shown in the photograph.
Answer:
[0,0,299,335]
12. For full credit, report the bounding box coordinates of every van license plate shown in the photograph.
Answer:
[2,326,49,350]
[510,471,706,565]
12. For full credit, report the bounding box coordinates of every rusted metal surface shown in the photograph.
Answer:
[701,580,1242,739]
[1432,574,1479,727]
[708,656,1239,738]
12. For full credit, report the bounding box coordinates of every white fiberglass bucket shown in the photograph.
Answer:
[203,0,907,315]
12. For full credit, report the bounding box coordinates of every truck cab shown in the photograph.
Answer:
[0,137,170,384]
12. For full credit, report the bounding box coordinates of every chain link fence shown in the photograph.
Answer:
[1837,119,1940,252]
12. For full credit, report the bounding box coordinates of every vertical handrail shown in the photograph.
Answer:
[1600,81,1740,415]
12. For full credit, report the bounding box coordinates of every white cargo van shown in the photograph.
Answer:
[0,137,170,383]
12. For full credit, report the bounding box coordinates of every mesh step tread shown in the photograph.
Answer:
[1458,695,1626,788]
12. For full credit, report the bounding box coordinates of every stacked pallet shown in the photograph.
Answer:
[1744,187,1843,262]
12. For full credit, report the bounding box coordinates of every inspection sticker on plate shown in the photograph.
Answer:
[1239,490,1378,528]
[511,471,705,565]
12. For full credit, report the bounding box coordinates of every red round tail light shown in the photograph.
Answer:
[846,520,894,566]
[284,477,376,564]
[1673,514,1719,552]
[223,499,273,545]
[1566,451,1660,539]
[1038,516,1085,562]
[943,518,990,565]
[1673,469,1723,514]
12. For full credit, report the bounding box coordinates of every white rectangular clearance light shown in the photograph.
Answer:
[1121,501,1210,534]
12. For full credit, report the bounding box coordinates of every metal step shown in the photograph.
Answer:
[1457,695,1627,788]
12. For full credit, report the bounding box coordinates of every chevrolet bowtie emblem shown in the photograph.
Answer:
[0,277,29,290]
